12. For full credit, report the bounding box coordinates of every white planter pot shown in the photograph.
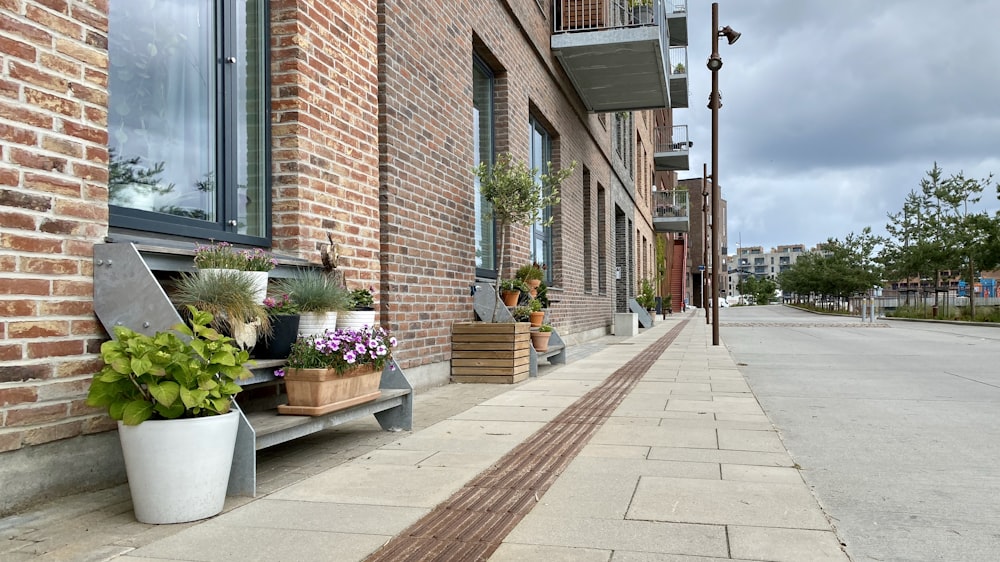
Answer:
[117,411,239,524]
[335,310,377,330]
[298,311,337,336]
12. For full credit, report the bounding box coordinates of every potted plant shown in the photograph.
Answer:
[336,286,377,330]
[511,305,532,323]
[255,293,300,359]
[475,152,574,320]
[516,262,545,295]
[531,323,554,352]
[194,242,276,303]
[85,307,252,524]
[499,278,528,307]
[638,277,657,312]
[274,269,351,336]
[275,326,397,416]
[527,297,545,327]
[171,269,272,350]
[628,0,653,25]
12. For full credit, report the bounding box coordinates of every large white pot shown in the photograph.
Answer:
[117,411,239,524]
[298,311,337,336]
[335,310,377,330]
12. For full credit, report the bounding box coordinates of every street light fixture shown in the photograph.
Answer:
[707,3,740,346]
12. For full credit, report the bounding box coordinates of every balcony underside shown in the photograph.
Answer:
[654,148,689,171]
[653,216,690,232]
[668,72,688,108]
[552,27,668,112]
[667,13,687,46]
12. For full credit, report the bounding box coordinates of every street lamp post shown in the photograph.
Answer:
[707,2,739,346]
[702,163,710,325]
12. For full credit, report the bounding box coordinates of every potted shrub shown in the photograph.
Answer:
[638,277,657,311]
[516,262,545,295]
[475,152,574,320]
[275,326,397,416]
[193,241,276,303]
[85,307,252,524]
[274,269,351,336]
[527,297,545,327]
[511,305,532,323]
[531,323,554,352]
[171,269,272,350]
[256,293,300,359]
[336,286,377,330]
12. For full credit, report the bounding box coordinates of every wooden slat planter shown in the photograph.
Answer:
[451,322,531,384]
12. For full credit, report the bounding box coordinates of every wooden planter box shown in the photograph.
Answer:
[277,365,382,416]
[451,322,531,384]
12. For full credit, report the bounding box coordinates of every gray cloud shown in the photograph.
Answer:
[678,0,1000,250]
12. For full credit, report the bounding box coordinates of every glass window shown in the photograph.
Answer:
[473,58,496,275]
[529,117,553,282]
[108,0,269,243]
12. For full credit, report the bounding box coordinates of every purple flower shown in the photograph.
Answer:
[274,368,285,378]
[344,350,357,364]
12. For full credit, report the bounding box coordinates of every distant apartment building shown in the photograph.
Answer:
[728,244,807,298]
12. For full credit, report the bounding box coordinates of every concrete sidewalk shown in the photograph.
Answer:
[2,315,849,561]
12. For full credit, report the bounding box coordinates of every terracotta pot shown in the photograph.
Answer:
[278,365,382,416]
[501,290,521,307]
[529,311,545,327]
[530,330,552,352]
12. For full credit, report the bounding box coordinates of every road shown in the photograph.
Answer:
[719,305,1000,562]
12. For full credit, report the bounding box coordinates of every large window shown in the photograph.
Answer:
[529,117,553,282]
[473,57,496,276]
[107,0,269,243]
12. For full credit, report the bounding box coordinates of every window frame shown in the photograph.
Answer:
[107,0,272,247]
[529,116,554,284]
[473,55,497,279]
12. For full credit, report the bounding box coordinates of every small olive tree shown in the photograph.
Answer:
[475,152,575,320]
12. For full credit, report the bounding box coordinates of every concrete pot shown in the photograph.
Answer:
[117,411,239,524]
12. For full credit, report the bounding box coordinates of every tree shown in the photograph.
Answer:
[475,152,575,320]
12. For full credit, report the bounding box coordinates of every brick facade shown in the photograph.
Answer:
[0,0,667,514]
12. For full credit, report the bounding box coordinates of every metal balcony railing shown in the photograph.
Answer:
[652,189,689,219]
[654,124,690,153]
[553,0,667,33]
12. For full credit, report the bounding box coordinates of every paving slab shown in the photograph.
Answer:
[490,543,612,561]
[648,446,795,467]
[717,428,787,453]
[590,424,718,449]
[626,476,831,529]
[727,526,849,562]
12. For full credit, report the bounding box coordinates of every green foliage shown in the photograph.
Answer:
[172,270,271,338]
[528,298,543,312]
[349,287,375,310]
[499,278,528,293]
[86,307,252,425]
[778,228,883,302]
[516,263,545,282]
[193,242,276,271]
[738,275,779,305]
[538,324,554,333]
[274,269,351,313]
[511,306,532,322]
[535,282,550,309]
[637,277,657,310]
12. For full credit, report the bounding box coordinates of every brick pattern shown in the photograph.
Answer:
[0,0,110,452]
[269,0,381,293]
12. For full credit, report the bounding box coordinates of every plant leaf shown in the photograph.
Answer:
[121,400,154,425]
[148,380,180,407]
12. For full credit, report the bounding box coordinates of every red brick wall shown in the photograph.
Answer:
[0,0,114,454]
[270,0,381,293]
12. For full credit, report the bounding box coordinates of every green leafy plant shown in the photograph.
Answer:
[274,269,351,313]
[349,287,375,311]
[637,277,657,310]
[86,306,252,426]
[538,324,554,333]
[277,326,397,375]
[528,298,543,313]
[263,293,300,316]
[511,306,532,322]
[536,282,550,309]
[500,279,528,293]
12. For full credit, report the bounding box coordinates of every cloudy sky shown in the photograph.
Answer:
[678,0,1000,252]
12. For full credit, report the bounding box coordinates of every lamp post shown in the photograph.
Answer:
[707,3,739,346]
[702,163,710,325]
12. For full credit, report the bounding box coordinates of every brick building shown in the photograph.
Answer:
[0,0,689,513]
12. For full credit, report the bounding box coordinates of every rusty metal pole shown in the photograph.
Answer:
[702,163,709,324]
[709,2,721,346]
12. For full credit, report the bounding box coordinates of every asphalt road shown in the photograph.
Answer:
[719,305,1000,562]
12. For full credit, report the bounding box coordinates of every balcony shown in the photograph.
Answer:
[668,46,688,108]
[552,0,671,112]
[653,124,691,171]
[652,189,689,232]
[666,0,688,46]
